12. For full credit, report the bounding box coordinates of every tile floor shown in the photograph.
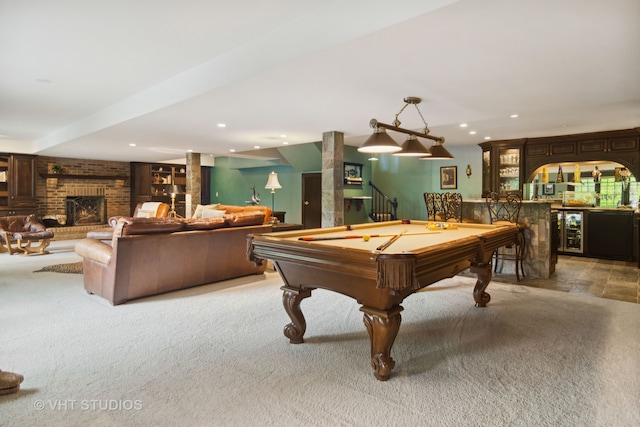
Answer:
[487,255,640,304]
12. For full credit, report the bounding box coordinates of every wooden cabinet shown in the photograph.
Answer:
[0,153,36,216]
[578,137,638,154]
[479,139,525,196]
[130,162,187,217]
[523,128,640,181]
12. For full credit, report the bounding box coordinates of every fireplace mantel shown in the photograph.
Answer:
[39,173,127,180]
[40,173,127,188]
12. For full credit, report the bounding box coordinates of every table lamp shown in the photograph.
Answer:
[264,171,282,219]
[165,184,183,217]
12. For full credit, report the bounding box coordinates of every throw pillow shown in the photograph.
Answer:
[136,210,153,218]
[192,203,220,218]
[202,209,226,219]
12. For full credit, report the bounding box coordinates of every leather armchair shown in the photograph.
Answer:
[0,214,54,255]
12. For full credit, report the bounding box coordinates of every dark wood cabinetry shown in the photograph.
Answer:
[479,139,525,196]
[130,162,211,217]
[131,162,187,217]
[481,128,640,200]
[523,128,640,181]
[0,153,36,216]
[585,209,636,261]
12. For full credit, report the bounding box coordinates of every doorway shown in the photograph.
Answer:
[302,173,321,228]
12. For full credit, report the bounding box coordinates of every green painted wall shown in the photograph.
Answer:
[209,142,483,224]
[369,144,482,220]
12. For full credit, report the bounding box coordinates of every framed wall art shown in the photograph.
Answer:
[440,166,457,190]
[543,183,555,195]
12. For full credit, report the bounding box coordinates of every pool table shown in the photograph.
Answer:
[247,220,517,381]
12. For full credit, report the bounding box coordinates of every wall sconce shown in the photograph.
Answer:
[466,165,472,178]
[264,171,282,215]
[359,97,453,159]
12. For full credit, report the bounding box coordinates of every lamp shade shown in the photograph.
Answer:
[357,128,402,153]
[165,184,183,195]
[265,171,282,190]
[393,135,431,157]
[420,140,454,160]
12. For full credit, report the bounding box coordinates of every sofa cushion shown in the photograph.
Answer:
[225,211,266,227]
[217,204,271,224]
[119,218,185,236]
[182,217,227,230]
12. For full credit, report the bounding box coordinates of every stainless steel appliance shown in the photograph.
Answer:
[558,210,584,254]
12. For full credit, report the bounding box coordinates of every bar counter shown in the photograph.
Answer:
[462,199,556,279]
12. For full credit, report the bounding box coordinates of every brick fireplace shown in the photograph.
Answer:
[65,195,107,226]
[36,156,131,229]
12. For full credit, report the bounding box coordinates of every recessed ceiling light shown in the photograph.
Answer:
[217,123,226,128]
[459,123,468,128]
[484,136,491,140]
[510,114,519,118]
[282,141,289,145]
[469,131,476,135]
[254,145,260,149]
[187,149,193,152]
[129,143,136,147]
[280,134,287,138]
[229,149,236,152]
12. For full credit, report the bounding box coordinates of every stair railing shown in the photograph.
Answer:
[368,181,398,222]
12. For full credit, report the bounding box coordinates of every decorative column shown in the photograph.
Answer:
[321,131,344,227]
[186,152,201,217]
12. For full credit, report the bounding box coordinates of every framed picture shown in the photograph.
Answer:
[543,183,555,195]
[440,166,457,189]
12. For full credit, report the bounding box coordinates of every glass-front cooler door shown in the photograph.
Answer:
[562,211,583,253]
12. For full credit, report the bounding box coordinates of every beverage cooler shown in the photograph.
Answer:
[558,210,584,254]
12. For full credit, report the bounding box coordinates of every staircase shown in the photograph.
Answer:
[368,181,398,222]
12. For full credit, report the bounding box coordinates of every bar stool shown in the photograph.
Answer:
[423,192,446,221]
[485,192,525,281]
[442,192,463,223]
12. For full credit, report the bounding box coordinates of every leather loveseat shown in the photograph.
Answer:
[0,214,55,255]
[74,210,272,305]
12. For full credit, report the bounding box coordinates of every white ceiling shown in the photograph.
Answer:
[1,0,639,165]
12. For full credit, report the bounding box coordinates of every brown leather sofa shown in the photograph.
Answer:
[0,214,54,255]
[87,203,271,240]
[74,211,272,305]
[86,202,170,240]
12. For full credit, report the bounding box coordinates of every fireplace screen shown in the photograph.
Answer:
[65,196,107,226]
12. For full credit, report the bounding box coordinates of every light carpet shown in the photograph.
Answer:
[1,241,639,427]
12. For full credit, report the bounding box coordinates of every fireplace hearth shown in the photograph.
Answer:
[65,196,107,226]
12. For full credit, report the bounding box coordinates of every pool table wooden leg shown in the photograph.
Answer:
[360,305,403,381]
[470,262,492,307]
[281,286,312,344]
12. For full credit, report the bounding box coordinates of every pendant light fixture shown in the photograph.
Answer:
[359,97,452,158]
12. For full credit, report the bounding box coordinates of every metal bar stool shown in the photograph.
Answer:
[485,192,525,281]
[423,192,446,221]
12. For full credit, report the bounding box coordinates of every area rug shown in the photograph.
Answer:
[33,261,83,274]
